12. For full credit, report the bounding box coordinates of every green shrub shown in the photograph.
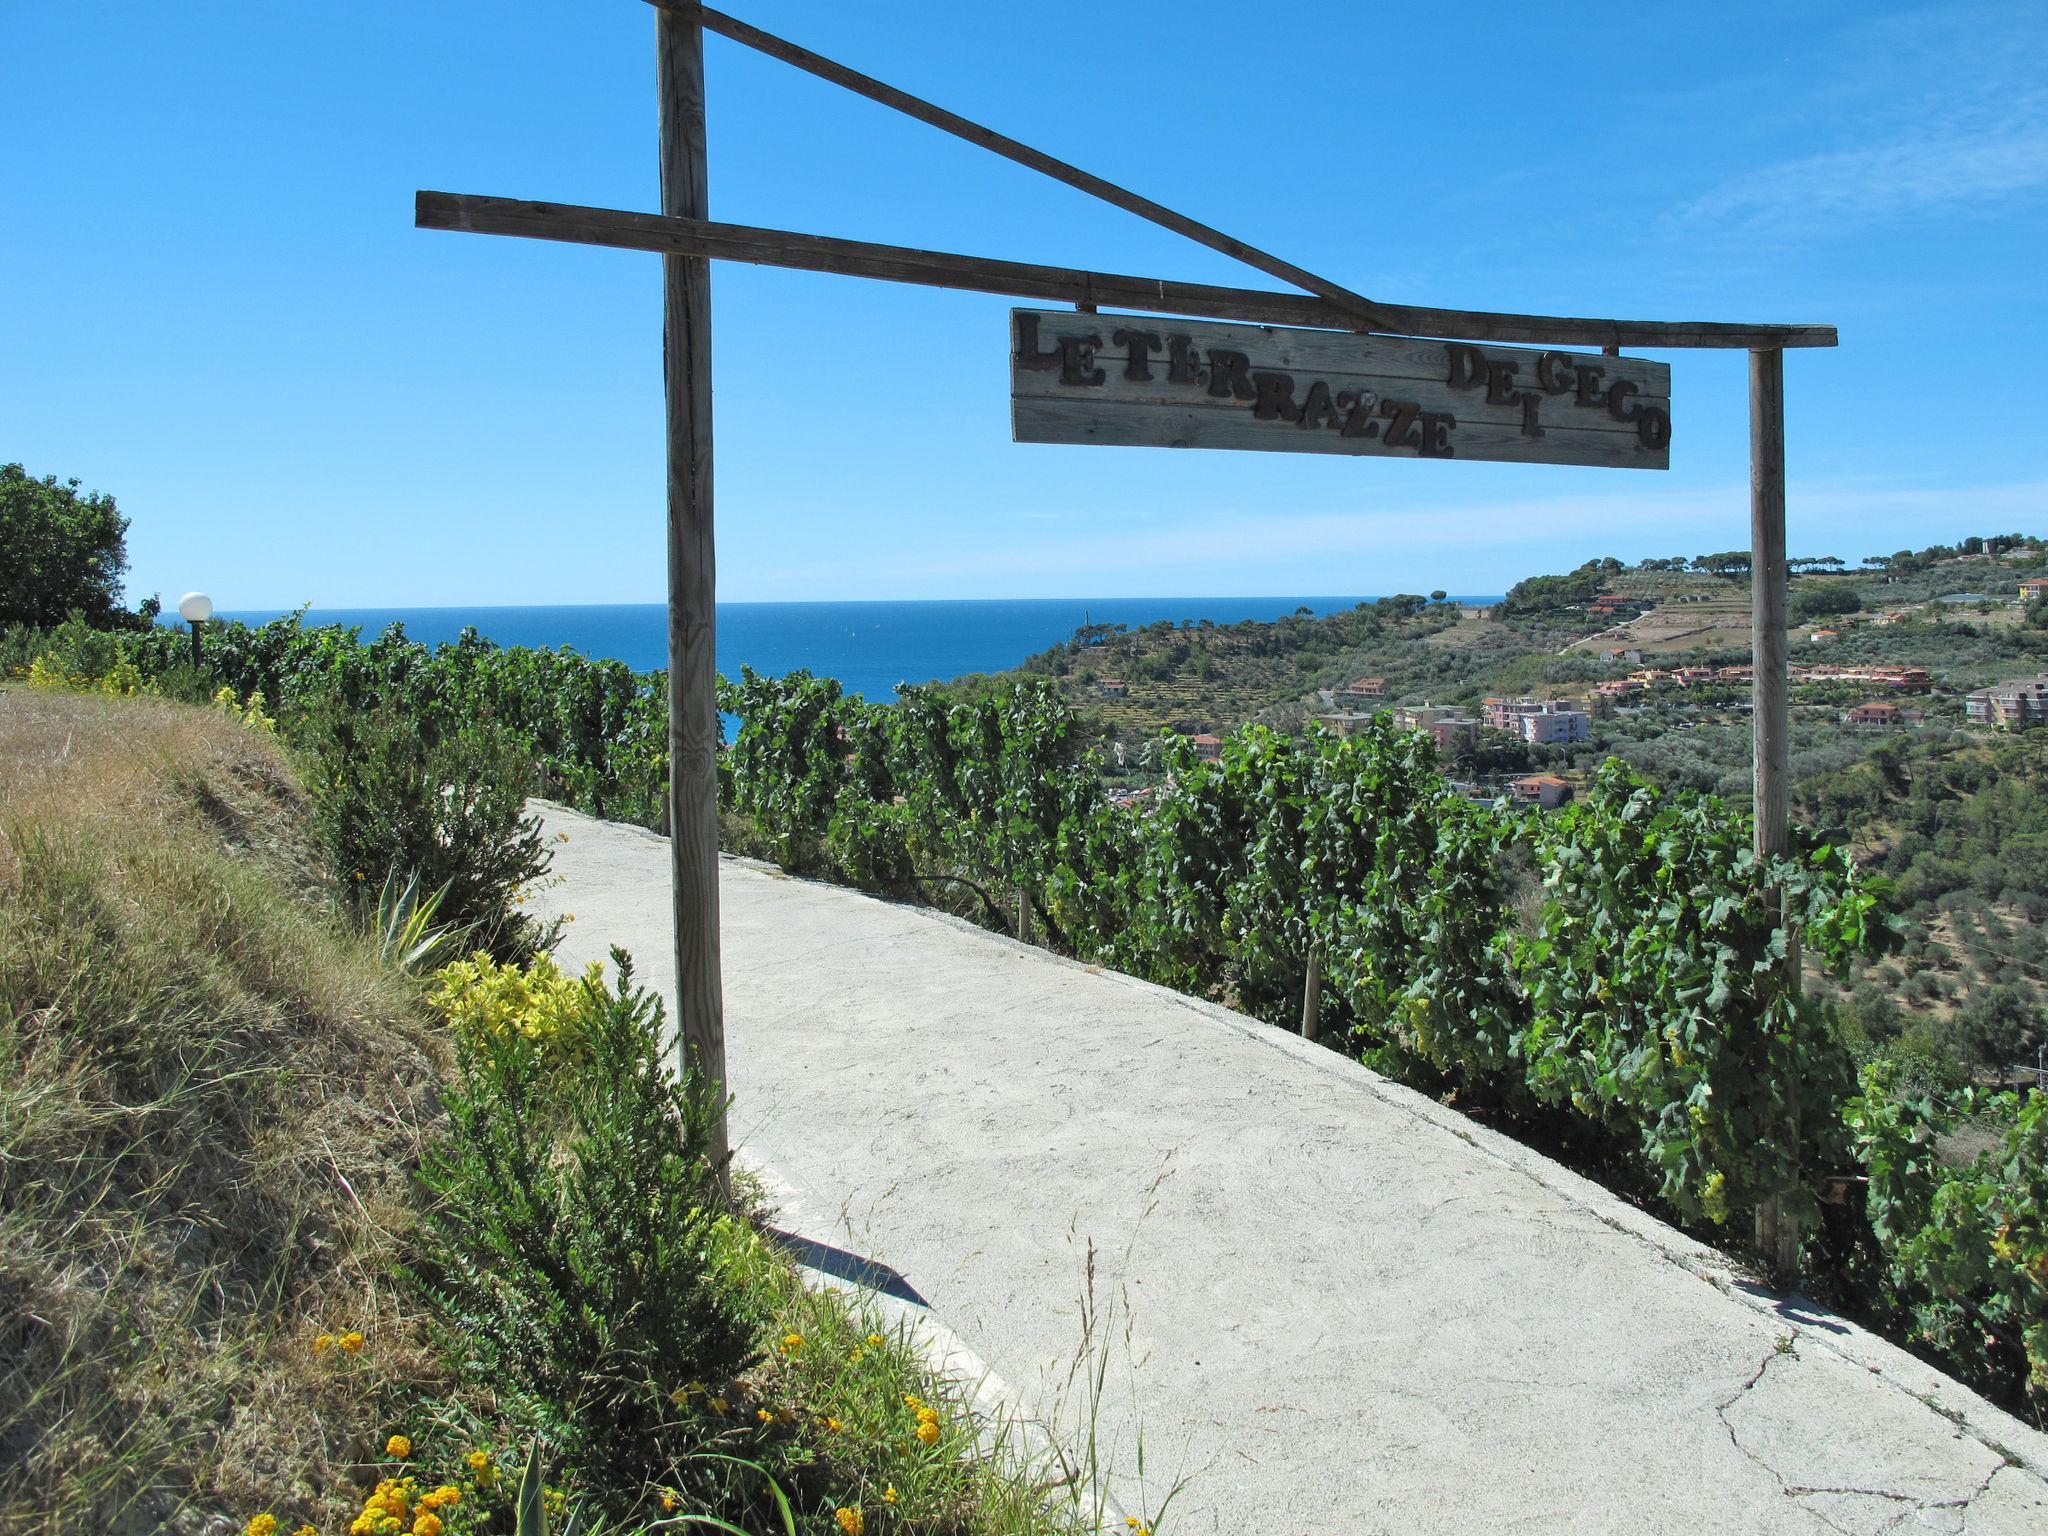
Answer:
[300,703,550,960]
[411,950,761,1517]
[1845,1068,2048,1409]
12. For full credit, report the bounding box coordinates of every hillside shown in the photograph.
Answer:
[977,538,2048,770]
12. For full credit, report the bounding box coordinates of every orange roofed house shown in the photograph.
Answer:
[1511,774,1572,810]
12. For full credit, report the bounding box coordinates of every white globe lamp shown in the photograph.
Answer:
[177,591,213,667]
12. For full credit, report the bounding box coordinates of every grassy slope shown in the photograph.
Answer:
[0,687,1128,1536]
[0,688,449,1536]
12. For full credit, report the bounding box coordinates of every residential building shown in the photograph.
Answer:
[1511,774,1572,810]
[1426,717,1479,753]
[1097,678,1127,698]
[1315,712,1376,739]
[1519,709,1590,745]
[1191,733,1223,761]
[1394,705,1478,751]
[1844,702,1902,728]
[1967,677,2048,729]
[1337,676,1387,703]
[2020,578,2048,602]
[1482,698,1591,744]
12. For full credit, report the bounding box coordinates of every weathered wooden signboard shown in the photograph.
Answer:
[1010,309,1672,470]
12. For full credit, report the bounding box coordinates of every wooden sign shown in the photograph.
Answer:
[1010,309,1671,469]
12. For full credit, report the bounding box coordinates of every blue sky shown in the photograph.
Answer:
[5,0,2045,606]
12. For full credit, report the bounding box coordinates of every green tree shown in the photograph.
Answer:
[0,464,132,628]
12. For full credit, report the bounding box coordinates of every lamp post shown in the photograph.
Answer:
[177,592,213,670]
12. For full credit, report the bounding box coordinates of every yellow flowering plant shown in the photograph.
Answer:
[427,952,602,1064]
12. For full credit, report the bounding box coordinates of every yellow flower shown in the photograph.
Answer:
[292,1527,317,1536]
[916,1407,938,1426]
[835,1507,864,1536]
[421,1486,461,1510]
[903,1394,924,1411]
[824,1416,844,1432]
[915,1419,940,1446]
[757,1408,776,1423]
[866,1333,885,1348]
[312,1333,336,1355]
[883,1486,898,1505]
[849,1348,863,1364]
[246,1516,279,1536]
[467,1450,492,1473]
[386,1434,412,1458]
[780,1332,803,1356]
[660,1491,678,1512]
[338,1331,365,1354]
[413,1514,443,1536]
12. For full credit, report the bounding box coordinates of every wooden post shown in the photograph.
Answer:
[658,5,727,1168]
[1300,945,1322,1044]
[1749,347,1798,1282]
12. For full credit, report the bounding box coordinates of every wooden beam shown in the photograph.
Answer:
[416,192,1840,350]
[656,6,728,1171]
[644,0,1391,330]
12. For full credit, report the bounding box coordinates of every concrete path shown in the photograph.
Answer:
[529,804,2048,1536]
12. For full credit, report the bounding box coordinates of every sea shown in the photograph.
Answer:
[207,597,1502,704]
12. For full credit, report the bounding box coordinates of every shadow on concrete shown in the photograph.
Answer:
[1734,1282,1851,1335]
[766,1226,929,1308]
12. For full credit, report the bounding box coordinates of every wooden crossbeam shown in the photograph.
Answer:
[645,0,1393,330]
[416,191,1839,350]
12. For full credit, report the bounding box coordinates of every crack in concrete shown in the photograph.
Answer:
[1713,1341,2017,1534]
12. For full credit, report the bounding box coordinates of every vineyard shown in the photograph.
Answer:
[36,611,2048,1421]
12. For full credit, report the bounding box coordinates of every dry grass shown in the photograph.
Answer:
[0,688,451,1536]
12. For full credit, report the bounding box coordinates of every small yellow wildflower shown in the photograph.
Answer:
[883,1487,898,1505]
[660,1491,678,1512]
[386,1434,412,1458]
[826,1416,844,1432]
[780,1332,804,1356]
[292,1526,317,1536]
[422,1486,461,1509]
[312,1333,336,1355]
[866,1333,885,1348]
[849,1347,864,1364]
[338,1331,365,1354]
[915,1419,940,1446]
[413,1514,444,1536]
[835,1507,865,1536]
[246,1516,279,1536]
[467,1450,492,1473]
[757,1408,776,1423]
[903,1393,924,1411]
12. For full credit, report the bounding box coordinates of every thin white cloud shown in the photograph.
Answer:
[1675,98,2048,234]
[1666,0,2048,239]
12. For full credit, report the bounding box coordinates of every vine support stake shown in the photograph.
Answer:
[1749,346,1799,1283]
[658,3,729,1181]
[1301,945,1322,1044]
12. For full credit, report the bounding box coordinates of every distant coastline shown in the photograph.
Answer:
[203,597,1505,704]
